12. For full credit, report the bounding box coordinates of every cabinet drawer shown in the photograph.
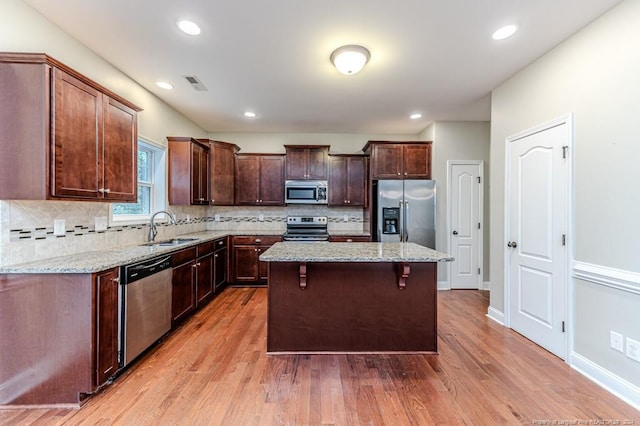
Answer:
[232,235,282,245]
[329,235,371,243]
[214,237,227,249]
[172,247,197,266]
[197,241,215,257]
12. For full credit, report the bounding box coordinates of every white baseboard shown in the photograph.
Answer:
[486,306,504,325]
[570,351,640,411]
[483,281,491,291]
[437,281,450,291]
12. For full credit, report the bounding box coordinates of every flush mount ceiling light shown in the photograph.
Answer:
[330,45,371,75]
[410,113,423,120]
[177,19,201,35]
[156,81,174,90]
[244,111,257,118]
[492,24,518,40]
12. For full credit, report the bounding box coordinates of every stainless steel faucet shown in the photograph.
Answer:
[148,210,177,242]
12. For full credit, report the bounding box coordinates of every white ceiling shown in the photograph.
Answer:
[24,0,622,134]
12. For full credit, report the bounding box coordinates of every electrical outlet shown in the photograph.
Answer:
[610,331,624,352]
[259,214,264,222]
[626,337,640,363]
[94,216,107,232]
[186,215,190,222]
[215,214,220,222]
[53,219,66,236]
[343,214,349,222]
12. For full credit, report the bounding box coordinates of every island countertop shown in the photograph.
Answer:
[260,242,453,263]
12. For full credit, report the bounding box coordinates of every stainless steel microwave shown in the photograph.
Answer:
[285,180,328,204]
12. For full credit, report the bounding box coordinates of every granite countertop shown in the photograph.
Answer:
[0,230,284,274]
[259,242,453,263]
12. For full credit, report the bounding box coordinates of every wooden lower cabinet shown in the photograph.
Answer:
[195,241,214,306]
[231,235,282,284]
[171,248,197,326]
[213,238,228,291]
[0,269,120,406]
[95,268,120,387]
[172,240,227,326]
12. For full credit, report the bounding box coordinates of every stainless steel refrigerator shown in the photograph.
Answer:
[373,180,436,248]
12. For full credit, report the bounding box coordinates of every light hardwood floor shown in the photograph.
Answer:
[1,288,638,425]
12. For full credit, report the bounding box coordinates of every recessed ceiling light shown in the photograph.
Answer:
[244,111,257,118]
[410,113,422,120]
[177,20,201,36]
[156,81,174,90]
[492,24,518,40]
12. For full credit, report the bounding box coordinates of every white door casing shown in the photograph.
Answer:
[448,161,484,289]
[504,115,571,360]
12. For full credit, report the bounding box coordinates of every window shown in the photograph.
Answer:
[111,138,167,224]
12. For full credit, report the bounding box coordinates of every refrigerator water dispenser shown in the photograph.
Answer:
[382,207,399,234]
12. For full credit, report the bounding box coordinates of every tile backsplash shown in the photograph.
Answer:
[0,201,365,267]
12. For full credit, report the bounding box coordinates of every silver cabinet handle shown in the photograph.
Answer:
[255,239,262,243]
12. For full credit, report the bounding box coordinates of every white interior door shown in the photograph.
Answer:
[449,162,483,289]
[506,118,570,360]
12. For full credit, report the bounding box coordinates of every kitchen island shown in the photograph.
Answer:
[260,242,453,354]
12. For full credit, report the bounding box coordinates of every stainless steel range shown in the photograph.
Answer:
[282,216,329,242]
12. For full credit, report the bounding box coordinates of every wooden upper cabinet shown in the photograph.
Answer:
[168,137,210,205]
[328,155,367,207]
[235,154,285,206]
[284,145,329,180]
[0,53,141,201]
[363,141,432,179]
[102,97,138,201]
[199,140,240,206]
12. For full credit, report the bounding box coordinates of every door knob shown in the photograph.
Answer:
[452,230,458,235]
[507,241,518,248]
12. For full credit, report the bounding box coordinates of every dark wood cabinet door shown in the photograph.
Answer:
[52,68,103,198]
[346,156,367,206]
[307,148,328,179]
[103,96,137,201]
[95,268,119,387]
[370,144,403,179]
[214,246,227,291]
[172,261,195,326]
[210,143,236,205]
[191,143,209,204]
[258,245,271,280]
[285,146,328,180]
[403,144,431,179]
[235,155,260,205]
[328,156,348,206]
[232,245,260,281]
[285,148,307,180]
[195,253,213,306]
[259,155,285,205]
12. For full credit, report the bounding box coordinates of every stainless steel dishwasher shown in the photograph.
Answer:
[119,255,172,367]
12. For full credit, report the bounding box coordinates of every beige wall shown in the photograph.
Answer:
[427,122,490,283]
[490,0,640,389]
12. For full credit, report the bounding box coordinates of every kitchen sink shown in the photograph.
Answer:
[142,237,199,247]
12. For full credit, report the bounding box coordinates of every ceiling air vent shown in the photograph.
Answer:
[184,75,208,91]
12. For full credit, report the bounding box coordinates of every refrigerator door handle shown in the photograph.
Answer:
[398,201,404,242]
[404,201,409,242]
